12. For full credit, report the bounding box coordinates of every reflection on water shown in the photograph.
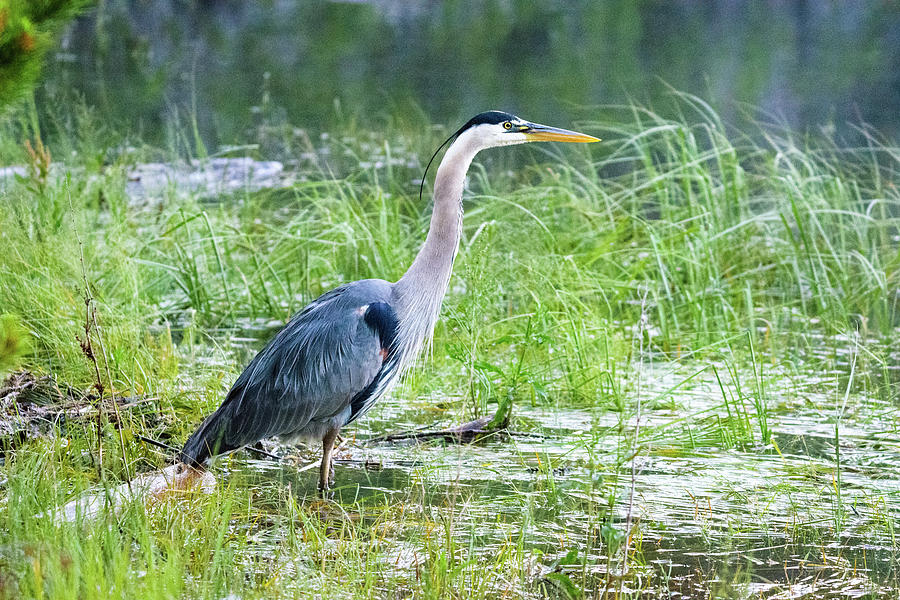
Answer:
[211,353,900,598]
[46,0,900,147]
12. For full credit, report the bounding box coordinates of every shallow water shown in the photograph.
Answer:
[203,355,900,598]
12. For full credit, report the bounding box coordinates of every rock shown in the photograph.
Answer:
[0,158,294,204]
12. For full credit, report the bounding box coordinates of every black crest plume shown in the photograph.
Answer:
[418,111,518,205]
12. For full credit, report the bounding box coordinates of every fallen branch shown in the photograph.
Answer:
[363,415,544,444]
[364,416,491,443]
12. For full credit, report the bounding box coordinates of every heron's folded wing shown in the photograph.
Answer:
[228,289,386,440]
[181,285,393,463]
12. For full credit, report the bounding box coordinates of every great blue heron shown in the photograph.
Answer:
[179,111,598,491]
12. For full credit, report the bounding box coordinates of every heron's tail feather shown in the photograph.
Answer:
[179,402,240,468]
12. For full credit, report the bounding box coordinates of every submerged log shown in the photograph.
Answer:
[48,464,216,523]
[368,416,505,444]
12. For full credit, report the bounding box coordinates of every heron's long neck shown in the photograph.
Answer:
[394,134,480,363]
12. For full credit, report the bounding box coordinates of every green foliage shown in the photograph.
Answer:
[0,0,93,107]
[0,313,30,374]
[0,97,898,597]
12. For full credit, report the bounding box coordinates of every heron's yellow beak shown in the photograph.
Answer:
[523,123,600,143]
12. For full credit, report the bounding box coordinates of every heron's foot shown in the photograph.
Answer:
[317,464,335,494]
[317,478,332,498]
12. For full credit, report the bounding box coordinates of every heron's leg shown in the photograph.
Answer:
[318,426,340,493]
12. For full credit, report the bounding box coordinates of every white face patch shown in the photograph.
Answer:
[460,123,530,150]
[356,304,369,316]
[492,131,529,146]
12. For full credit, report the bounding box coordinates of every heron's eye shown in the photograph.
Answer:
[503,121,512,130]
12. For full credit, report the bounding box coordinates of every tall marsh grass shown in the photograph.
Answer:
[0,95,897,597]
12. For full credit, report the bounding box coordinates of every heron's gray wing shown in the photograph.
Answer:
[180,282,397,466]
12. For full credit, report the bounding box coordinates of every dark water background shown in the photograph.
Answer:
[45,0,900,147]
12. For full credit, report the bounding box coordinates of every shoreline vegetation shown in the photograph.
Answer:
[0,94,898,598]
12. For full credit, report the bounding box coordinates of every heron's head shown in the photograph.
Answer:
[418,111,599,203]
[456,110,600,150]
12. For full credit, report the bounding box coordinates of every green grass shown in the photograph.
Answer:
[0,93,898,598]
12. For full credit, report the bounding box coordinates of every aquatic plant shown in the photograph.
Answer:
[0,95,897,597]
